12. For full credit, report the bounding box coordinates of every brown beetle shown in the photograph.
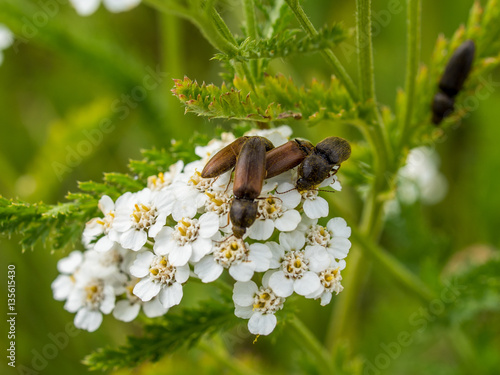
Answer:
[201,136,249,178]
[265,139,314,179]
[296,136,351,192]
[230,136,273,238]
[432,40,475,125]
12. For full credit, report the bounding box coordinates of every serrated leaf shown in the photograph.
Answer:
[84,299,239,371]
[172,74,356,123]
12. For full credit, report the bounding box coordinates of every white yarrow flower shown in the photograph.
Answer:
[129,251,190,309]
[303,217,352,261]
[0,24,14,66]
[113,189,173,251]
[194,237,271,282]
[232,271,285,336]
[154,212,219,266]
[69,0,141,16]
[113,278,168,322]
[83,195,122,252]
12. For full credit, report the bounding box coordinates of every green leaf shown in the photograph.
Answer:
[172,74,357,123]
[84,298,240,371]
[446,258,500,325]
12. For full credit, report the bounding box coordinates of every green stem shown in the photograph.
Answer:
[350,225,435,304]
[284,0,359,102]
[399,0,422,145]
[159,12,189,140]
[198,340,262,375]
[289,316,335,375]
[355,0,394,164]
[447,326,477,373]
[244,0,258,40]
[356,0,376,105]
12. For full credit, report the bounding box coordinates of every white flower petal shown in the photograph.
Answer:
[148,216,167,238]
[94,235,115,253]
[158,283,183,308]
[120,229,148,251]
[305,246,331,272]
[51,275,74,301]
[69,0,100,16]
[65,289,84,313]
[194,256,223,283]
[294,272,322,296]
[276,183,301,209]
[175,264,190,284]
[98,195,114,214]
[303,197,329,219]
[233,281,258,306]
[247,218,274,240]
[143,298,168,318]
[328,237,352,259]
[248,243,272,272]
[74,308,103,332]
[229,262,255,282]
[279,231,305,252]
[169,243,192,267]
[234,304,254,319]
[113,300,140,322]
[320,291,333,306]
[268,271,294,297]
[133,278,161,302]
[266,242,284,269]
[198,212,220,237]
[326,217,351,238]
[100,285,116,314]
[130,252,155,278]
[0,25,14,50]
[248,312,277,336]
[103,0,141,13]
[190,238,213,262]
[57,251,83,274]
[274,210,301,232]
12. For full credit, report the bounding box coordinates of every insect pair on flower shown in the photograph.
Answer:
[201,135,352,239]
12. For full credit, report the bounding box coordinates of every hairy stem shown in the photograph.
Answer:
[284,0,359,102]
[243,0,261,79]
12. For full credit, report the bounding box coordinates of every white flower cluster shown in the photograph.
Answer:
[0,24,14,66]
[69,0,141,16]
[52,126,352,335]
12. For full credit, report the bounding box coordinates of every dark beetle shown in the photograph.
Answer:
[296,137,351,192]
[265,139,314,179]
[431,92,455,125]
[230,136,274,238]
[439,40,476,98]
[432,40,475,125]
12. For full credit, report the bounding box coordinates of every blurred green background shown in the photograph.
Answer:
[1,0,499,374]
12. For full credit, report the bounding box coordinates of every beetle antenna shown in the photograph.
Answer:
[275,187,297,194]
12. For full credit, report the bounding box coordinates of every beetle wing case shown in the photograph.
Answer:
[233,136,270,199]
[265,139,314,179]
[201,136,249,178]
